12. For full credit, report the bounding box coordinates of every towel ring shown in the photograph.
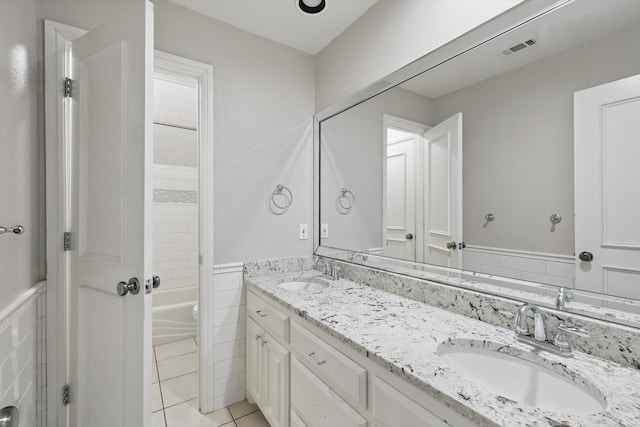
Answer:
[270,184,293,215]
[336,188,355,214]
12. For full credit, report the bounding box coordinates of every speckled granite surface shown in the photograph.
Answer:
[333,260,640,370]
[244,259,640,427]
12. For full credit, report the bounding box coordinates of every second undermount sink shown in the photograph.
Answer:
[278,277,331,292]
[437,340,605,415]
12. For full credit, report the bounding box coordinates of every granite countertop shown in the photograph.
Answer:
[245,269,640,427]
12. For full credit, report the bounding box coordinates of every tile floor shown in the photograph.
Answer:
[153,338,270,427]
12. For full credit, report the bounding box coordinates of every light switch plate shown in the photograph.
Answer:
[299,224,308,240]
[321,223,329,239]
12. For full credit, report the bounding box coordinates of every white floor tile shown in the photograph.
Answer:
[152,383,164,413]
[155,338,198,361]
[157,352,198,381]
[152,410,166,427]
[228,400,259,419]
[161,371,198,408]
[164,399,233,427]
[235,410,270,427]
[153,362,159,384]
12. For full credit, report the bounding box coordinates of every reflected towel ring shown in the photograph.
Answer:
[269,184,293,215]
[336,188,355,214]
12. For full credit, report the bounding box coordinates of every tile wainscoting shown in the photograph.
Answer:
[212,263,246,410]
[0,282,46,427]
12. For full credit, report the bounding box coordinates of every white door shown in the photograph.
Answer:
[574,74,640,299]
[68,2,154,426]
[422,113,463,268]
[385,135,416,260]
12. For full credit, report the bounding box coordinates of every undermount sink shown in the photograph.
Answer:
[278,277,331,292]
[437,340,605,415]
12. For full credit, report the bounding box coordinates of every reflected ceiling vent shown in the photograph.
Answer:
[501,39,537,56]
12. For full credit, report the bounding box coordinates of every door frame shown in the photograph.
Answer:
[382,114,429,262]
[154,51,215,413]
[44,21,215,425]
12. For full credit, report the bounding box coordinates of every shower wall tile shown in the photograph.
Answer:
[153,165,199,291]
[212,263,246,411]
[0,283,45,427]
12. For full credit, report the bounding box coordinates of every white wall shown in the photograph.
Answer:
[434,24,640,256]
[315,0,523,111]
[39,0,316,266]
[0,0,42,313]
[321,87,434,251]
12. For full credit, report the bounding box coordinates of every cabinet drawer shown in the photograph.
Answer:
[372,376,450,427]
[247,291,290,342]
[291,358,367,427]
[290,322,367,409]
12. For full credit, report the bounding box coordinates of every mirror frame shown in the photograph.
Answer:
[312,0,640,328]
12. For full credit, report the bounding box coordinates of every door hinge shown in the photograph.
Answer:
[62,384,71,406]
[63,232,71,251]
[63,77,73,98]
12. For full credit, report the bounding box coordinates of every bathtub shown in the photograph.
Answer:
[152,286,197,346]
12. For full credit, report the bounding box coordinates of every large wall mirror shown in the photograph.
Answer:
[316,0,640,325]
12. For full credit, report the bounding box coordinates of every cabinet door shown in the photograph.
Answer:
[372,376,449,427]
[291,358,367,427]
[262,333,290,427]
[246,317,264,404]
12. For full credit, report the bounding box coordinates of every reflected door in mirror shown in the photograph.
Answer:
[574,74,640,299]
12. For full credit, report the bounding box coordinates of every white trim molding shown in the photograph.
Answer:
[155,50,216,414]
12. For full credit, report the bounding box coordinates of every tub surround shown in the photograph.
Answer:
[244,258,640,426]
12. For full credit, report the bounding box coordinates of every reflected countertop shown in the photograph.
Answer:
[245,267,640,427]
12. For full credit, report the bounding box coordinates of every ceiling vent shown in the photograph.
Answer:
[501,39,537,56]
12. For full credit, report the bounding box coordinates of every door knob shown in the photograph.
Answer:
[116,277,140,296]
[446,241,457,249]
[405,233,413,240]
[152,275,161,289]
[578,251,594,262]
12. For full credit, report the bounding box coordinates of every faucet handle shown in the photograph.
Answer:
[332,266,342,280]
[557,322,590,338]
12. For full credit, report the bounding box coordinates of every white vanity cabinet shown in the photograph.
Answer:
[246,290,476,427]
[246,293,291,427]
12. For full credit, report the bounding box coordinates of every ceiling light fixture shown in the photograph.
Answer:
[298,0,326,14]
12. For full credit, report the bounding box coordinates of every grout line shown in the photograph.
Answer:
[154,349,198,363]
[232,408,260,421]
[157,367,198,383]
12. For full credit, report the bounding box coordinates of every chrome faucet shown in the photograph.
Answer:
[515,303,547,342]
[313,256,333,277]
[555,287,572,309]
[514,303,589,357]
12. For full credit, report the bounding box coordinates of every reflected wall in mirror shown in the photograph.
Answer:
[319,0,640,304]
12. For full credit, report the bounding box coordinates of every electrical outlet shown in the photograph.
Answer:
[299,224,308,240]
[321,223,329,239]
